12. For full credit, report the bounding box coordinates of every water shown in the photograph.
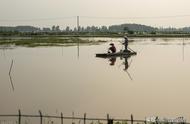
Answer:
[0,38,190,121]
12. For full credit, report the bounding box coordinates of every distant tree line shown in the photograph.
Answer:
[1,24,190,36]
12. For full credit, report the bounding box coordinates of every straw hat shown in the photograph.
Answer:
[124,36,128,39]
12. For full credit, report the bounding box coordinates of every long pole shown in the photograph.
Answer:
[128,47,135,53]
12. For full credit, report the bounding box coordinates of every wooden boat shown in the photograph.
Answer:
[96,51,137,58]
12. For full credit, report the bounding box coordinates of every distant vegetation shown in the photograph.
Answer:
[1,24,190,37]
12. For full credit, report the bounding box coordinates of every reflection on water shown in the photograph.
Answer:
[9,74,14,91]
[9,60,15,91]
[109,57,116,66]
[123,57,133,81]
[107,56,135,81]
[1,38,190,121]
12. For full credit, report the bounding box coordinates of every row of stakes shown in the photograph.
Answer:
[12,110,135,124]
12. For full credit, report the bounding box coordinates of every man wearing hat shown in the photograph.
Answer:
[108,43,116,53]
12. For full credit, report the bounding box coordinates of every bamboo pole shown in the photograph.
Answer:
[39,110,43,124]
[84,113,86,124]
[107,114,113,124]
[107,114,109,124]
[18,110,21,124]
[130,114,133,124]
[61,113,63,124]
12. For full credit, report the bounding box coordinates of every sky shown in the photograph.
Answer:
[0,0,190,28]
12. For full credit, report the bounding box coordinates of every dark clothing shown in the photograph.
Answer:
[108,46,116,53]
[124,37,128,52]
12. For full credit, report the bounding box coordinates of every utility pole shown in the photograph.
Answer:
[77,16,80,59]
[77,16,79,33]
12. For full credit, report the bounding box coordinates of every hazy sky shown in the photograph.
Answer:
[0,0,190,28]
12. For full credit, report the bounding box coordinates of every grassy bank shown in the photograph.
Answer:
[1,34,190,47]
[0,37,106,47]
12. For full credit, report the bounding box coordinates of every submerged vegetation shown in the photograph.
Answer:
[0,37,107,47]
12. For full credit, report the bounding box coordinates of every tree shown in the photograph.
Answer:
[52,25,56,31]
[101,26,108,32]
[128,30,134,34]
[74,27,77,32]
[65,26,70,32]
[55,26,60,32]
[123,27,129,33]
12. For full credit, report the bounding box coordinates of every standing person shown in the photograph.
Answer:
[123,36,128,52]
[108,43,116,53]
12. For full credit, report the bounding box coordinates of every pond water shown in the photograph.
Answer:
[1,38,190,121]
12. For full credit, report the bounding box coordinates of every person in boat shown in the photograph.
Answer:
[108,43,116,53]
[123,36,129,52]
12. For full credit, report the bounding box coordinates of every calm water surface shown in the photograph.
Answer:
[1,38,190,121]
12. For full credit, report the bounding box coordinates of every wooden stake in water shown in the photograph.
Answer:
[131,114,133,124]
[84,113,86,124]
[107,114,109,124]
[18,109,21,124]
[107,114,113,124]
[72,111,74,124]
[39,110,43,124]
[61,113,63,124]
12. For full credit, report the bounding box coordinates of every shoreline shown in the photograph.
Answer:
[0,35,189,47]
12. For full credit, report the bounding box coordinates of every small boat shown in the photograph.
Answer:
[96,51,137,58]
